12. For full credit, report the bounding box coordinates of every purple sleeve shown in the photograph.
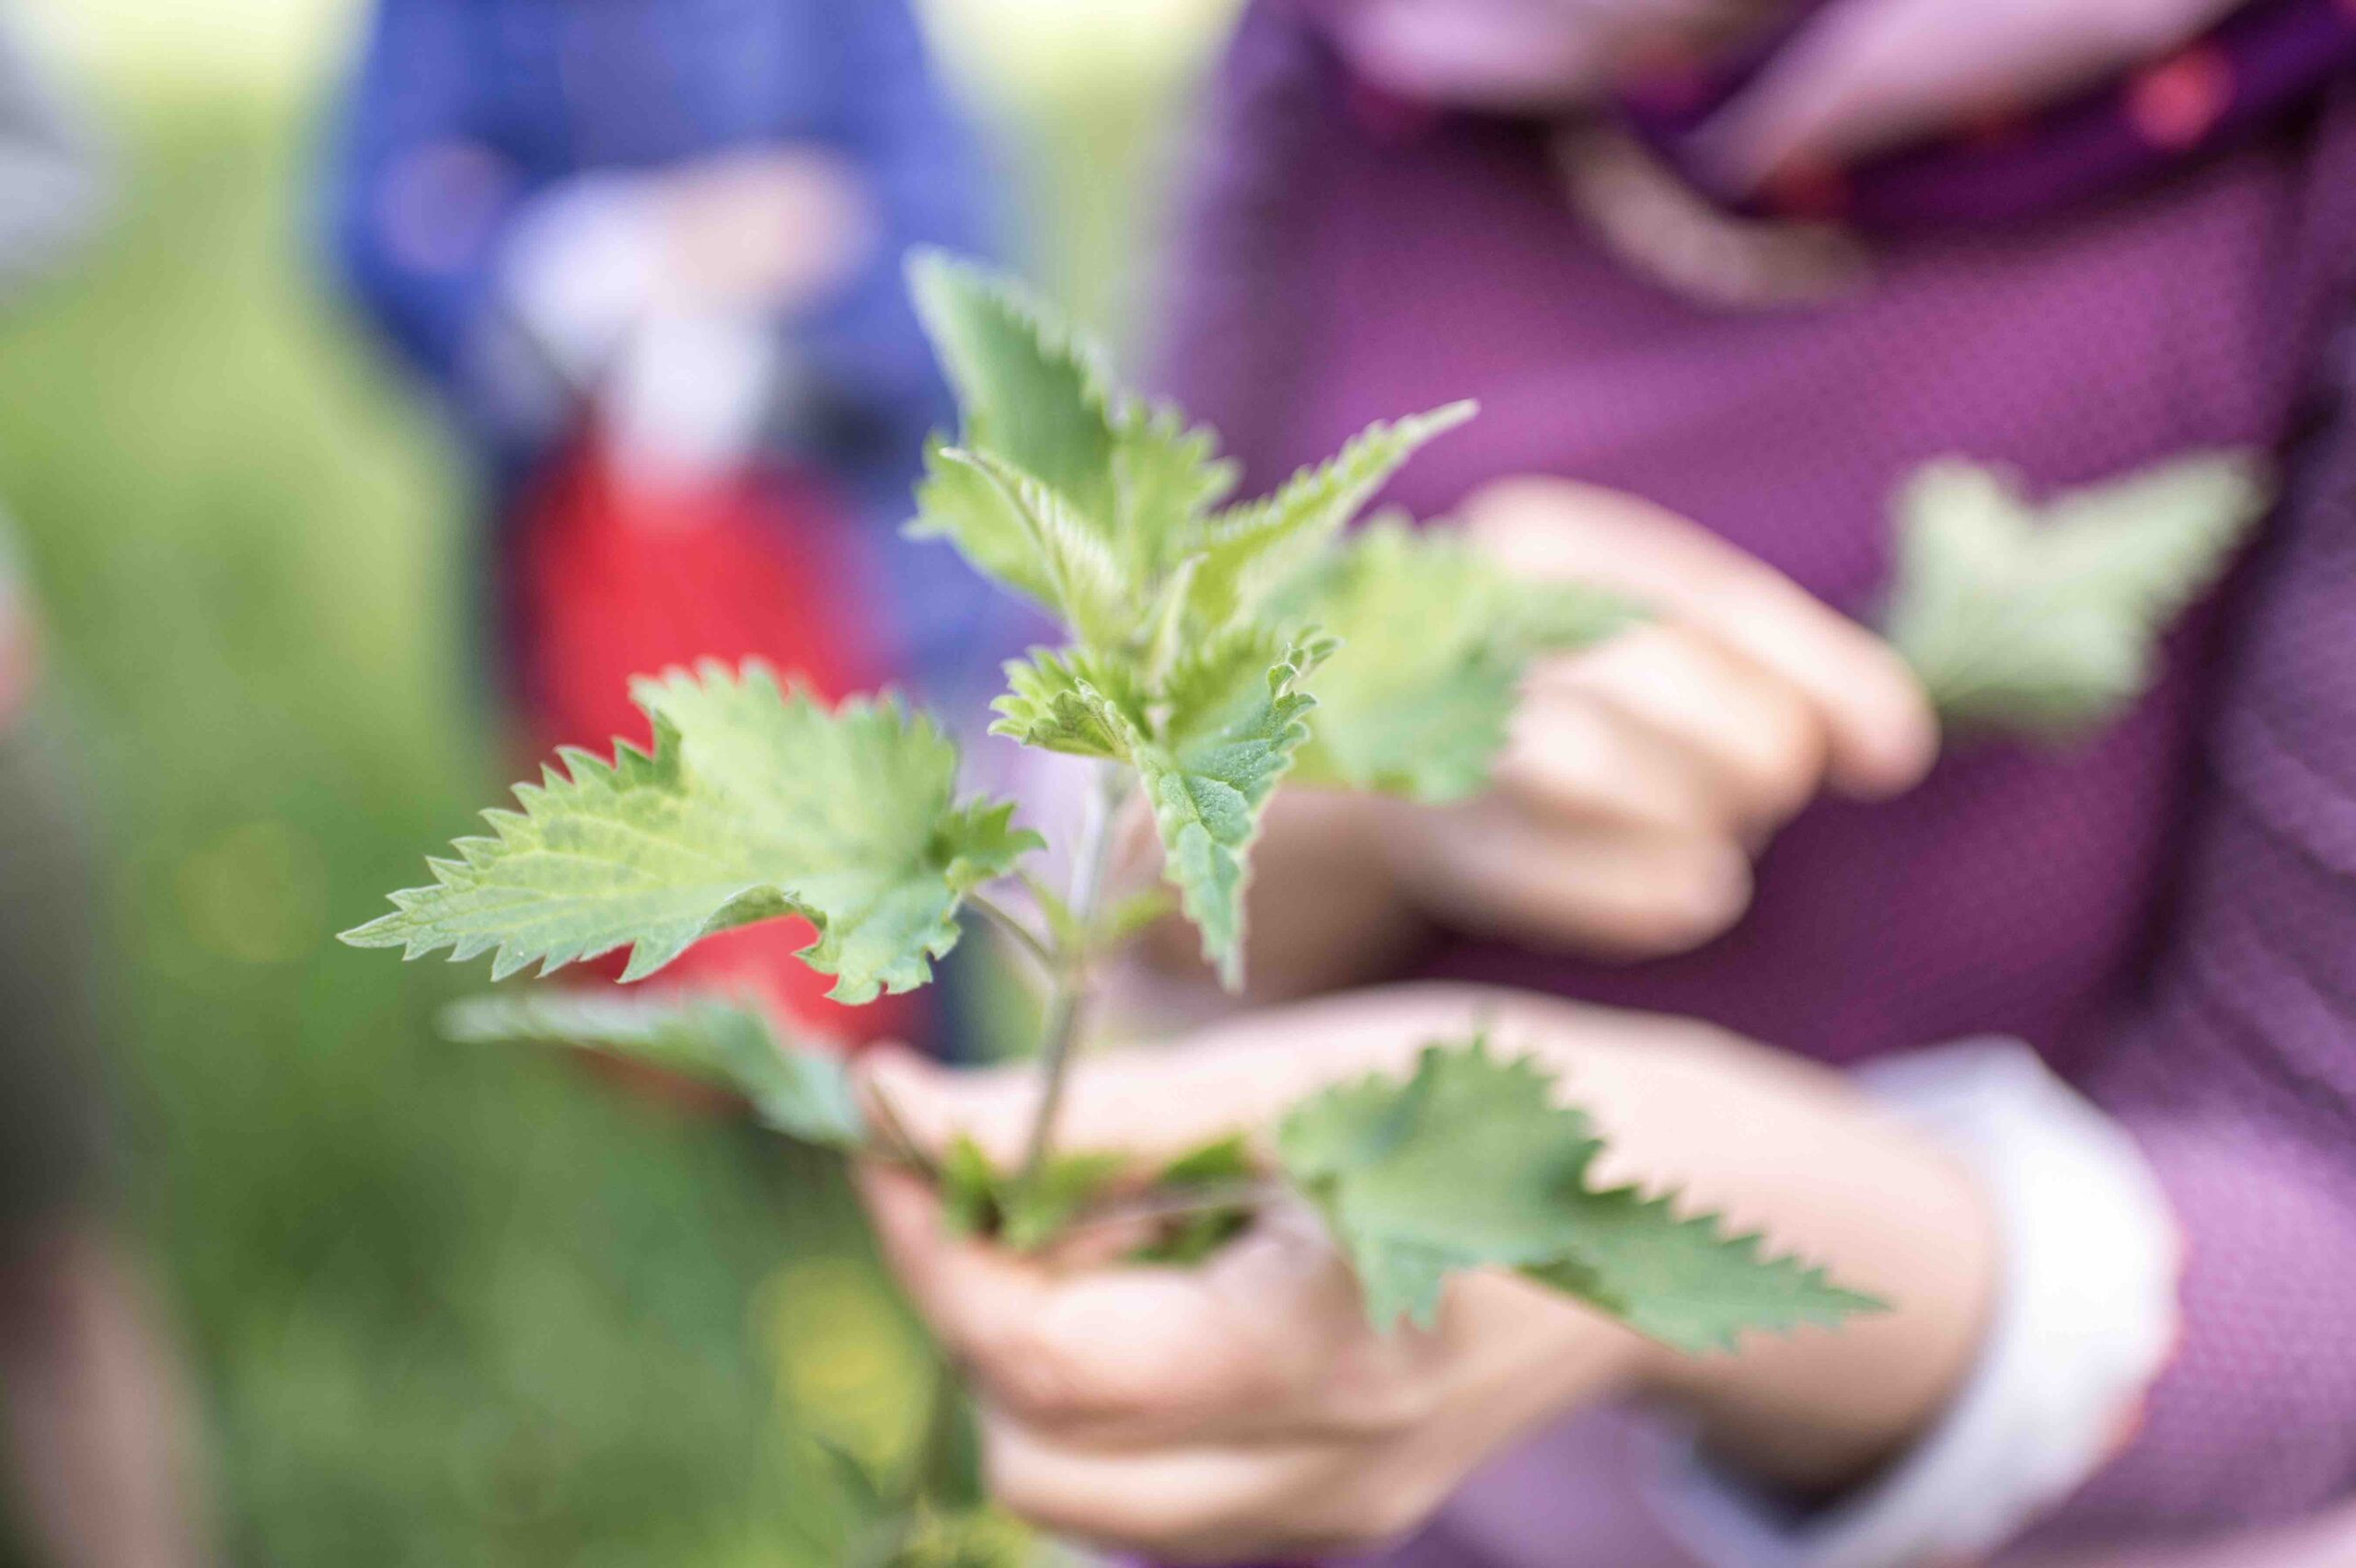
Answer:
[2054,336,2356,1532]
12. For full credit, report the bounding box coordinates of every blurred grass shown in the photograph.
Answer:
[0,86,939,1563]
[0,0,1239,1555]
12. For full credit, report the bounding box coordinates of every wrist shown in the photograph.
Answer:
[1644,1043,2181,1568]
[1652,1135,1995,1495]
[1499,1009,2002,1493]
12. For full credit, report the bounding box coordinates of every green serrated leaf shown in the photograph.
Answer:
[1497,574,1648,655]
[1183,401,1478,634]
[440,987,867,1148]
[907,248,1117,522]
[1279,520,1635,801]
[1886,453,2269,737]
[1127,629,1332,988]
[942,449,1133,650]
[342,662,1040,1003]
[907,255,1242,649]
[1113,400,1236,582]
[1525,1186,1885,1355]
[987,647,1143,759]
[906,437,1058,610]
[1277,1036,1603,1329]
[1276,1035,1876,1344]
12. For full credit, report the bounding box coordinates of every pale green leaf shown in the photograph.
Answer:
[1282,520,1637,801]
[907,248,1117,521]
[1886,453,2269,737]
[987,647,1146,760]
[907,254,1240,635]
[1128,629,1332,987]
[1183,401,1477,634]
[1277,1035,1877,1344]
[906,436,1057,610]
[1114,400,1236,582]
[942,448,1133,650]
[939,1134,1002,1238]
[341,662,1040,1003]
[441,987,865,1149]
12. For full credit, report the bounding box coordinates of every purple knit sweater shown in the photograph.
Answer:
[1159,5,2356,1556]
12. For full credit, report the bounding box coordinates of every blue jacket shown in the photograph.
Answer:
[322,0,1004,675]
[324,0,993,503]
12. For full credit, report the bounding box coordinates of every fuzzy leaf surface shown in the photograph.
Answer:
[442,987,865,1148]
[907,248,1115,519]
[1282,521,1637,801]
[1113,401,1236,582]
[1183,402,1477,633]
[907,438,1058,610]
[941,449,1133,650]
[1127,629,1332,987]
[1525,1187,1883,1354]
[342,663,1039,1002]
[987,648,1145,760]
[1276,1036,1876,1346]
[1886,454,2269,736]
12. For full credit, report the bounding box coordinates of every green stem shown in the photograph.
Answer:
[964,889,1055,976]
[1017,760,1124,1184]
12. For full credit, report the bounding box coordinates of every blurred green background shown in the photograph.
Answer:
[0,1,1233,1560]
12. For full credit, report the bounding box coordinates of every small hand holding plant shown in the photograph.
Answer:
[348,252,2268,1558]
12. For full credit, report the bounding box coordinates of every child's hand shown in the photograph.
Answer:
[855,986,1994,1558]
[861,1160,1646,1560]
[1378,478,1938,958]
[855,993,1659,1560]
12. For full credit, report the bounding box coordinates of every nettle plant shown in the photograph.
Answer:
[345,252,2267,1533]
[347,249,1877,1345]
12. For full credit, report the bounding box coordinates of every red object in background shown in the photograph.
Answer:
[509,428,923,1058]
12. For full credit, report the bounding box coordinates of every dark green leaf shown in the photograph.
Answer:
[1276,1035,1877,1345]
[1129,628,1333,986]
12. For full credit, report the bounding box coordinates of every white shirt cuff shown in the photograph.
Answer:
[1650,1038,2182,1568]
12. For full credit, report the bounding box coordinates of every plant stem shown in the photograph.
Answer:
[964,889,1055,976]
[1017,760,1125,1184]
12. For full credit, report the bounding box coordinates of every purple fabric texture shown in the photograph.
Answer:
[1156,4,2356,1558]
[1614,0,2356,232]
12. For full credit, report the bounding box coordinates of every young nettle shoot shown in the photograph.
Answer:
[346,249,1865,1354]
[1883,453,2269,736]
